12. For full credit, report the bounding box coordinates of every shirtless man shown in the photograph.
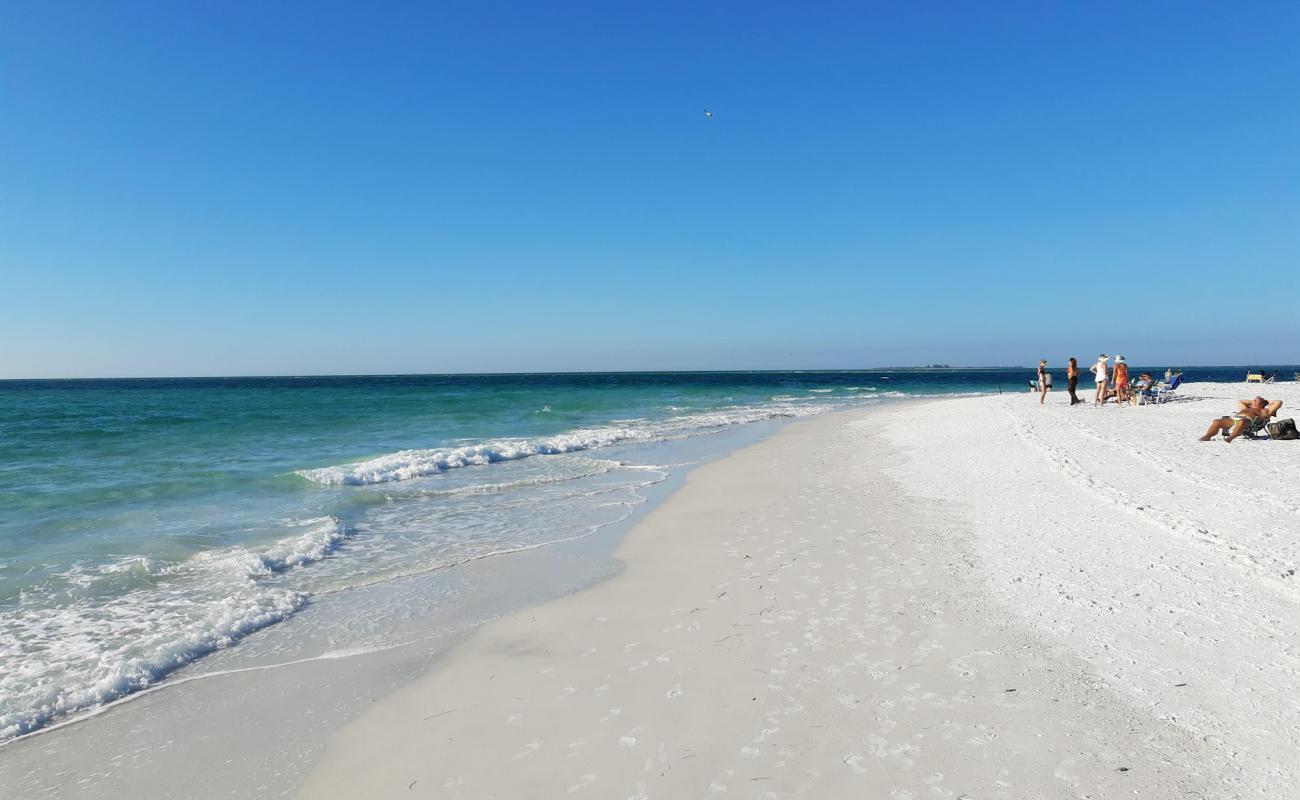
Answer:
[1235,397,1270,413]
[1199,396,1284,442]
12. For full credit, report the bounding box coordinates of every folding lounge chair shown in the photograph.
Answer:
[1145,374,1183,404]
[1240,416,1272,440]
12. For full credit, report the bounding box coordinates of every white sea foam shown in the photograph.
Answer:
[0,518,352,741]
[191,517,354,578]
[0,582,304,741]
[298,430,644,486]
[399,460,619,499]
[297,402,853,487]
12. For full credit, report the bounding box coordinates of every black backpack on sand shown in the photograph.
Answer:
[1266,418,1299,440]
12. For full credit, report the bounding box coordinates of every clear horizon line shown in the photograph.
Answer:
[3,363,1296,382]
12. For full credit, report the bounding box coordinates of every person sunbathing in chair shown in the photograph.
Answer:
[1199,397,1284,442]
[1235,397,1270,413]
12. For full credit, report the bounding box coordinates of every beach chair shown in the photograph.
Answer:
[1145,374,1183,404]
[1240,416,1272,440]
[1245,371,1274,383]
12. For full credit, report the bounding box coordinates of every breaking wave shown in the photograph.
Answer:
[296,401,851,487]
[0,518,350,741]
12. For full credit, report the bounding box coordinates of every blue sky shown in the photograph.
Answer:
[2,1,1297,377]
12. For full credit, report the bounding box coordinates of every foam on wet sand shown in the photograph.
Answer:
[297,381,1300,798]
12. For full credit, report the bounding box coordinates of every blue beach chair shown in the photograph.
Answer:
[1143,374,1183,405]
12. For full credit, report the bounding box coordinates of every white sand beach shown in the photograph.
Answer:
[296,381,1300,799]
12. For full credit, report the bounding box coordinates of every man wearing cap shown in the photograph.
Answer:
[1091,354,1109,405]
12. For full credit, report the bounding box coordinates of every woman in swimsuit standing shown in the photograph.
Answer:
[1113,355,1130,404]
[1037,360,1052,404]
[1092,354,1109,405]
[1066,357,1081,405]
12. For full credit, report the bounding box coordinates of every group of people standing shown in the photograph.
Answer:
[1035,354,1163,406]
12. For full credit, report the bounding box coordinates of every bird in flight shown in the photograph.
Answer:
[704,109,714,119]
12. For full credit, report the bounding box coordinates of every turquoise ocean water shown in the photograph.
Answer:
[0,368,1285,740]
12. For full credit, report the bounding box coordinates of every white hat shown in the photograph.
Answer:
[1115,355,1125,363]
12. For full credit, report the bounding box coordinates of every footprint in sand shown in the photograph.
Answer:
[753,725,779,742]
[566,774,596,792]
